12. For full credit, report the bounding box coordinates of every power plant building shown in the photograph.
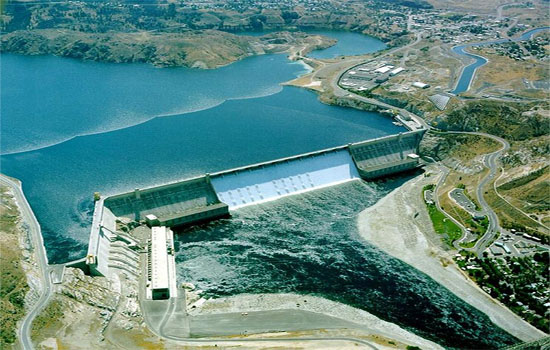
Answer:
[150,226,173,300]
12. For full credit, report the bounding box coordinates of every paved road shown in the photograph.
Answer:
[329,31,429,131]
[0,174,53,350]
[450,188,484,217]
[142,298,380,349]
[432,163,471,249]
[430,132,510,255]
[472,133,510,255]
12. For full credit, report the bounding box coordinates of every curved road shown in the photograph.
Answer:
[329,31,428,131]
[0,174,53,350]
[330,32,520,256]
[472,133,509,254]
[427,131,510,255]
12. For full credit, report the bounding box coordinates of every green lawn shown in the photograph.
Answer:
[426,203,463,245]
[459,240,477,249]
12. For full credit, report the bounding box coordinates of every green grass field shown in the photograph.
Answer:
[427,203,463,245]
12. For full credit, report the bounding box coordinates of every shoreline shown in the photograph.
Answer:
[355,168,547,342]
[188,292,444,349]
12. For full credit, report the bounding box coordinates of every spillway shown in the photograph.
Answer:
[210,148,360,209]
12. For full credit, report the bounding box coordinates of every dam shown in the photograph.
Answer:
[84,129,425,277]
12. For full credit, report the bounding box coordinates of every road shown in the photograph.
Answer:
[428,132,510,255]
[472,132,510,255]
[496,1,516,21]
[142,297,381,349]
[432,163,469,249]
[0,174,53,350]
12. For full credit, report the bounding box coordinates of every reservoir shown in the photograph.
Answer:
[1,38,403,263]
[302,30,387,58]
[231,29,387,58]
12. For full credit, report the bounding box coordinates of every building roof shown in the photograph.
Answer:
[390,67,405,75]
[413,82,429,88]
[151,226,170,290]
[375,65,394,73]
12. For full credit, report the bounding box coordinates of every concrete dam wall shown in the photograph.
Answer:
[350,131,424,179]
[103,176,223,222]
[85,130,425,277]
[210,148,360,209]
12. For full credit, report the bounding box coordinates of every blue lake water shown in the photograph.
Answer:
[1,54,305,155]
[306,30,387,58]
[231,30,387,58]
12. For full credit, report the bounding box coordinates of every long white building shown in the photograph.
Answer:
[150,226,174,300]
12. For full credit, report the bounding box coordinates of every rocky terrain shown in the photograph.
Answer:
[31,267,164,350]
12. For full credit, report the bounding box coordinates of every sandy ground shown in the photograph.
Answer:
[356,168,547,342]
[190,293,444,349]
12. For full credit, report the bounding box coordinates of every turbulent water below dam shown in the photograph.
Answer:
[175,180,517,349]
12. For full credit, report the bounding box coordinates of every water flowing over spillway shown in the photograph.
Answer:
[211,149,360,209]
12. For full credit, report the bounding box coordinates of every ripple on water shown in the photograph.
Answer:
[175,180,517,350]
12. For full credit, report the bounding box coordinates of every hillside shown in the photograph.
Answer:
[1,29,334,68]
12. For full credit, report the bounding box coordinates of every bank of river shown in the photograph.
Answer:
[357,172,546,343]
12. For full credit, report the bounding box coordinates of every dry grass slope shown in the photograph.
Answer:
[0,185,29,348]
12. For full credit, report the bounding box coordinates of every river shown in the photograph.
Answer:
[176,180,517,349]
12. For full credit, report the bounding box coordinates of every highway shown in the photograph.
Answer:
[0,174,53,350]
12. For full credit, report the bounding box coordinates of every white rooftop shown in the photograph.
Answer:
[151,226,170,290]
[375,65,394,74]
